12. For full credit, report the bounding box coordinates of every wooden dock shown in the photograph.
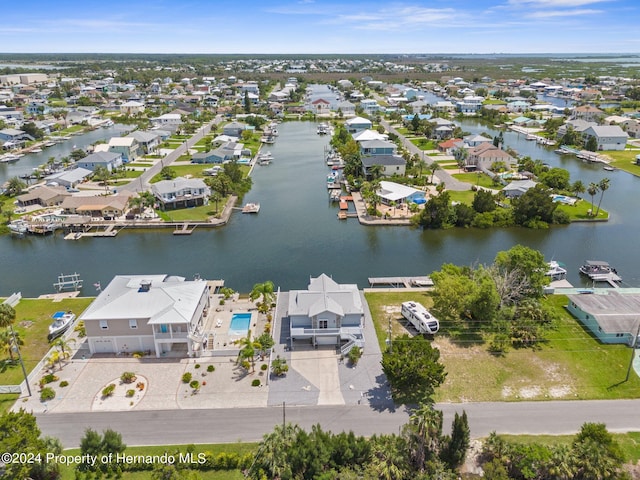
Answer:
[173,223,196,235]
[368,276,434,288]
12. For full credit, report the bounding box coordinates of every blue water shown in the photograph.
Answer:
[228,312,251,336]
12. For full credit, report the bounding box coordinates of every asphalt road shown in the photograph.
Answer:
[120,115,223,194]
[36,399,640,447]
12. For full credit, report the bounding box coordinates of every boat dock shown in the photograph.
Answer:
[590,272,622,288]
[368,276,434,288]
[173,223,196,235]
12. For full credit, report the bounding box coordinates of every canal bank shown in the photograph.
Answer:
[1,120,639,297]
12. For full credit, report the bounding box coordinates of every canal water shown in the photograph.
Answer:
[1,120,639,296]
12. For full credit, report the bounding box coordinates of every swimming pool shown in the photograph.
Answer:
[228,312,251,336]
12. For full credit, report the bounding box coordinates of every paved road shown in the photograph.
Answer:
[36,399,640,448]
[379,118,469,192]
[120,115,223,194]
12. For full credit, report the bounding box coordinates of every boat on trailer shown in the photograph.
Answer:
[48,311,76,340]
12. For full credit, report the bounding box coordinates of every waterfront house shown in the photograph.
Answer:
[16,185,71,208]
[191,141,244,164]
[336,100,356,117]
[582,125,628,151]
[361,155,406,177]
[456,95,484,114]
[82,274,210,357]
[60,192,132,218]
[345,116,373,134]
[0,128,33,149]
[45,168,93,189]
[222,121,247,137]
[152,113,182,130]
[151,177,210,210]
[463,134,492,148]
[352,129,387,142]
[288,274,364,349]
[503,179,537,198]
[360,98,380,115]
[466,143,516,170]
[76,151,123,172]
[310,98,331,116]
[108,136,139,162]
[566,290,640,345]
[376,181,425,205]
[359,139,397,157]
[119,100,145,115]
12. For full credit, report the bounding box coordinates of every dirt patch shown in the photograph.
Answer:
[19,320,34,328]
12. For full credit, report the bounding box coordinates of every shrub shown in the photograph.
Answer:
[41,373,59,385]
[261,364,268,371]
[207,365,215,372]
[182,372,192,383]
[347,346,363,366]
[190,380,200,391]
[251,379,261,387]
[126,389,135,397]
[194,364,200,369]
[271,356,289,376]
[73,320,86,338]
[102,384,116,397]
[136,382,145,391]
[59,380,69,388]
[120,372,137,384]
[40,387,55,402]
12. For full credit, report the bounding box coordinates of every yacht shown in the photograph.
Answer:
[242,203,260,214]
[545,261,567,281]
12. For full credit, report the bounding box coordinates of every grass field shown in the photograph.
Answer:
[452,172,501,189]
[364,291,640,402]
[601,149,640,177]
[556,198,609,221]
[158,203,223,222]
[0,297,95,414]
[150,164,212,183]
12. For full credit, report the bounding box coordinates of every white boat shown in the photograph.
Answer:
[545,261,567,281]
[48,311,76,340]
[317,123,330,135]
[8,219,28,235]
[0,154,21,163]
[603,165,616,171]
[242,203,260,214]
[579,260,621,281]
[103,119,114,127]
[401,301,440,334]
[30,148,43,153]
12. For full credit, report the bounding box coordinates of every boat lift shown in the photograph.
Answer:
[53,273,83,292]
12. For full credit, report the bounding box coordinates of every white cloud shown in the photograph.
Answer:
[330,6,467,30]
[508,0,610,6]
[526,8,601,17]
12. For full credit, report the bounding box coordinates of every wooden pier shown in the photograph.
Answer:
[368,276,434,288]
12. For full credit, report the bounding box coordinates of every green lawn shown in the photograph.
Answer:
[452,172,501,189]
[601,149,640,177]
[0,297,94,414]
[447,190,475,204]
[410,138,436,150]
[150,165,211,183]
[58,443,258,480]
[556,198,609,221]
[158,202,225,222]
[364,291,640,402]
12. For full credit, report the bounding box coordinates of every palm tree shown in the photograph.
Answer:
[235,329,260,372]
[587,182,599,216]
[571,180,585,198]
[428,162,440,184]
[0,329,23,361]
[53,337,75,361]
[5,177,26,197]
[595,177,610,217]
[249,281,275,314]
[210,191,222,215]
[0,304,19,362]
[368,164,383,180]
[93,166,112,194]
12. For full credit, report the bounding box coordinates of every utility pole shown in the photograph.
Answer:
[282,401,286,429]
[11,325,31,396]
[625,320,640,382]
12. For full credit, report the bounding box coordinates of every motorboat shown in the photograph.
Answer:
[0,153,21,163]
[579,260,621,281]
[242,203,260,214]
[545,261,567,281]
[48,311,76,340]
[8,219,28,235]
[317,123,330,135]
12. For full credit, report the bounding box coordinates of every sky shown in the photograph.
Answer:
[1,0,639,54]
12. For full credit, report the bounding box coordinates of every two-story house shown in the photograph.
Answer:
[582,125,628,151]
[288,274,364,349]
[76,151,123,172]
[151,177,210,210]
[108,137,139,162]
[82,274,210,357]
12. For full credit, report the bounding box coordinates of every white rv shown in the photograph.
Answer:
[401,301,440,334]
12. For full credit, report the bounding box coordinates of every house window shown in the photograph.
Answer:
[99,320,108,330]
[319,319,328,329]
[129,319,138,329]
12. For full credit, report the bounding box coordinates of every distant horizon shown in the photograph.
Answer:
[2,0,639,55]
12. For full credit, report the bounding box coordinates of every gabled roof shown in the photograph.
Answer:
[361,155,405,167]
[288,273,363,318]
[80,151,122,164]
[584,125,628,138]
[345,116,372,126]
[126,130,160,143]
[152,176,208,195]
[109,136,136,147]
[377,181,421,202]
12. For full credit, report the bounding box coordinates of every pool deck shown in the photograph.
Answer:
[203,300,259,352]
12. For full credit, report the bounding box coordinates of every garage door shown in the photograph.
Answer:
[93,339,115,353]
